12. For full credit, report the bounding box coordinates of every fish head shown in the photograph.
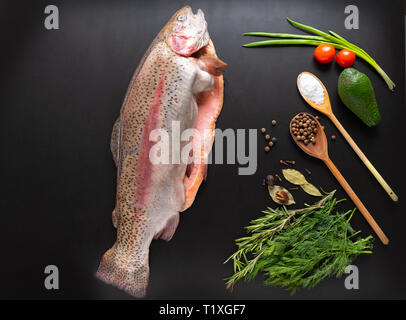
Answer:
[165,6,210,57]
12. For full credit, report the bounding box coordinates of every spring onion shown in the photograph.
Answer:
[243,18,395,91]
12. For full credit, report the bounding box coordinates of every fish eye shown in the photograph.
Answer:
[177,15,186,21]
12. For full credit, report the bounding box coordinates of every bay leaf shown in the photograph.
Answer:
[282,169,308,185]
[301,183,322,196]
[268,185,296,205]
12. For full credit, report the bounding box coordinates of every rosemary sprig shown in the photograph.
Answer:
[224,191,373,293]
[243,18,395,91]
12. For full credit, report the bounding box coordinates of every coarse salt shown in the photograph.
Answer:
[298,73,324,105]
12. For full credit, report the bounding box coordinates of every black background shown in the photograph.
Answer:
[0,0,405,300]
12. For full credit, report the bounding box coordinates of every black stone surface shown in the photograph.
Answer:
[0,0,405,299]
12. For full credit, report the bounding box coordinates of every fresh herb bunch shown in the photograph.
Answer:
[224,191,373,293]
[243,18,395,91]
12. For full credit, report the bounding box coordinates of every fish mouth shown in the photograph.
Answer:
[168,7,210,57]
[191,9,210,53]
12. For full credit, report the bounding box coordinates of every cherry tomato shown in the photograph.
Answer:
[314,44,335,63]
[336,49,356,67]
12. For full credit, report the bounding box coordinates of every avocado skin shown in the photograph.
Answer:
[337,68,381,127]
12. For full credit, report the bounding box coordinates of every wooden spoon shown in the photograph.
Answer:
[290,113,389,245]
[297,72,398,202]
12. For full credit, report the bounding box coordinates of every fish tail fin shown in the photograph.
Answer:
[96,246,149,298]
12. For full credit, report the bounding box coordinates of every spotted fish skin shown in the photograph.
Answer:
[96,6,225,297]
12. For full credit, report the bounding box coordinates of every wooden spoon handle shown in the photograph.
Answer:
[330,114,398,202]
[323,157,389,245]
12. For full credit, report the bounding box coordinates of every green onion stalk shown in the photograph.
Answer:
[243,18,395,91]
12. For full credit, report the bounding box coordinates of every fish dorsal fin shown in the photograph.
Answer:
[110,117,121,166]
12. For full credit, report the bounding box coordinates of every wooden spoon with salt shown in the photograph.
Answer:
[290,112,389,245]
[297,72,398,202]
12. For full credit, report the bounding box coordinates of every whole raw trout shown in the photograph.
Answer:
[96,6,226,297]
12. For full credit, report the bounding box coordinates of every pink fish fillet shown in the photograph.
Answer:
[96,6,226,297]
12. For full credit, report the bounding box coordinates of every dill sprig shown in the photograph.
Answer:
[224,191,373,294]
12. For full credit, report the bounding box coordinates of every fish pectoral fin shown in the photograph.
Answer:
[198,55,227,76]
[192,68,214,94]
[154,213,180,242]
[110,117,121,166]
